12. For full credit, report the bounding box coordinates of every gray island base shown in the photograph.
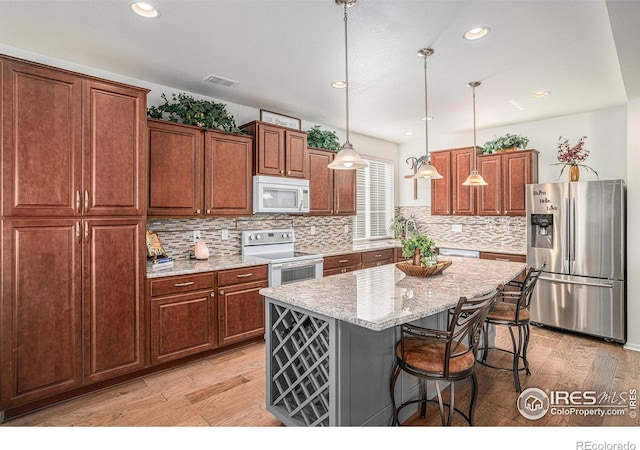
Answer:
[260,256,526,426]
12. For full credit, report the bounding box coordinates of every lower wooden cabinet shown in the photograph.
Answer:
[217,266,268,346]
[323,253,361,276]
[479,251,527,282]
[149,272,217,365]
[360,248,394,268]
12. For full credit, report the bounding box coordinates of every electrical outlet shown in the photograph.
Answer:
[310,226,316,235]
[451,224,463,233]
[344,225,349,234]
[193,230,201,242]
[221,229,229,240]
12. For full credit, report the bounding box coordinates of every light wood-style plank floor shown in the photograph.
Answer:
[2,325,639,427]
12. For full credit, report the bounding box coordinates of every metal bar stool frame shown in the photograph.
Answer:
[479,265,544,393]
[390,288,498,426]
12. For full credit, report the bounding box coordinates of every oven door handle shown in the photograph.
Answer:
[270,258,323,270]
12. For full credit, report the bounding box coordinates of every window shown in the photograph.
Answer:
[354,158,394,240]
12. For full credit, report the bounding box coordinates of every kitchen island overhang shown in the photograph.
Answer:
[261,257,526,426]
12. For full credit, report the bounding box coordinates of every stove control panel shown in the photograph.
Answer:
[242,229,295,246]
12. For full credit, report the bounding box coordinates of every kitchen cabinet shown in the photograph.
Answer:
[394,247,409,262]
[307,148,357,215]
[323,253,361,276]
[149,272,217,365]
[430,147,479,216]
[480,251,526,282]
[147,119,253,217]
[0,56,148,413]
[360,248,394,269]
[2,58,146,218]
[241,121,308,178]
[217,265,268,347]
[477,149,539,216]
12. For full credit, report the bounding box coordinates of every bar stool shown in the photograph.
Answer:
[479,265,544,393]
[390,288,498,426]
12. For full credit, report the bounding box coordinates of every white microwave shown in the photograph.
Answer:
[253,175,310,214]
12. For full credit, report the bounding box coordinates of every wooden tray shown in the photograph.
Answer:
[395,260,452,277]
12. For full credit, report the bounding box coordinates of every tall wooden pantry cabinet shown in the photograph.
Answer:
[0,55,148,415]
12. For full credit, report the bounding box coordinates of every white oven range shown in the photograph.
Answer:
[241,229,323,287]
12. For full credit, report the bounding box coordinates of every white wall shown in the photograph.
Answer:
[398,106,628,206]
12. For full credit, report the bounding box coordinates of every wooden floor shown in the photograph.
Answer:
[2,324,639,427]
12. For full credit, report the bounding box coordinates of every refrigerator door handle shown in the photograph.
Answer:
[539,275,613,289]
[564,197,571,273]
[570,198,576,264]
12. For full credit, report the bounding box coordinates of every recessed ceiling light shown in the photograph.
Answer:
[331,81,347,89]
[532,90,551,98]
[421,116,433,121]
[129,1,160,19]
[463,26,490,41]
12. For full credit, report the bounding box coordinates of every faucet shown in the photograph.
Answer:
[404,218,418,239]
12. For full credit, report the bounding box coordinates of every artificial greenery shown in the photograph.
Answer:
[147,92,244,134]
[306,125,341,152]
[401,233,436,260]
[482,133,529,154]
[389,215,418,239]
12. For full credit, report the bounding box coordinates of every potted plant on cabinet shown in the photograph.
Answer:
[306,125,341,152]
[482,133,529,154]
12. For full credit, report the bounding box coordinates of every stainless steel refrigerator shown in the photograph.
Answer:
[526,180,626,342]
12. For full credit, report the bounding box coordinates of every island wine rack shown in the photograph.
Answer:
[266,301,334,426]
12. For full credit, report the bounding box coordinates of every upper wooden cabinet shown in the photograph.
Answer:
[241,121,308,178]
[307,148,356,215]
[1,57,147,218]
[147,119,253,217]
[430,146,479,216]
[477,149,539,216]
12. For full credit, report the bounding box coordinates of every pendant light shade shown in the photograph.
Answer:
[328,0,368,171]
[462,81,488,186]
[413,48,442,180]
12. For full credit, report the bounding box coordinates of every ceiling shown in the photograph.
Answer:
[1,0,638,145]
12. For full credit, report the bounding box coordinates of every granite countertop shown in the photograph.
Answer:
[146,255,269,279]
[260,256,525,331]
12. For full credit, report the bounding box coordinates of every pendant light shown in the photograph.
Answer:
[462,81,488,186]
[413,48,442,180]
[328,0,368,170]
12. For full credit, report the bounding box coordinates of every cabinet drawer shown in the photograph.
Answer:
[360,248,394,264]
[149,272,215,298]
[324,265,360,277]
[217,265,268,287]
[323,253,361,271]
[479,252,526,263]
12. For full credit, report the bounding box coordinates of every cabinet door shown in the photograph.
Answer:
[430,151,451,215]
[151,290,216,365]
[218,281,267,346]
[148,120,204,217]
[451,147,476,215]
[1,220,82,409]
[2,60,82,217]
[476,154,502,216]
[83,80,146,216]
[503,151,534,216]
[308,149,333,215]
[83,218,145,383]
[204,131,253,216]
[334,168,357,215]
[256,123,285,176]
[285,130,308,178]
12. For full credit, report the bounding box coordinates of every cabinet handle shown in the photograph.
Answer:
[220,290,225,295]
[210,292,215,297]
[374,254,382,258]
[280,170,284,174]
[338,259,348,263]
[236,273,253,278]
[206,209,211,214]
[495,258,510,262]
[76,191,81,213]
[174,281,195,287]
[84,190,89,212]
[287,170,291,175]
[84,221,89,243]
[75,221,81,244]
[196,209,201,214]
[341,268,346,273]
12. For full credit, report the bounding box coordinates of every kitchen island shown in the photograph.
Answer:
[259,256,525,426]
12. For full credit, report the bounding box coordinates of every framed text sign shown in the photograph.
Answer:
[260,109,301,130]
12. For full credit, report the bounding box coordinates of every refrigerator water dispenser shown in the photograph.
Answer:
[530,213,553,249]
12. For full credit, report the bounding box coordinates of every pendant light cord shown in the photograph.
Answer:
[343,3,350,145]
[424,55,429,163]
[472,83,477,171]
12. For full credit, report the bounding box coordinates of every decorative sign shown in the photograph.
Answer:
[260,109,301,130]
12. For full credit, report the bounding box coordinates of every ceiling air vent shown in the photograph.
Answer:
[202,74,239,88]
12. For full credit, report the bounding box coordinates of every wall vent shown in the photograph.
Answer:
[202,74,239,88]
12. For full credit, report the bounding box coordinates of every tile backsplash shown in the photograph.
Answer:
[396,206,526,251]
[147,215,354,260]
